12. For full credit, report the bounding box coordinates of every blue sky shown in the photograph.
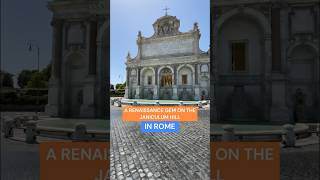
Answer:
[1,0,52,75]
[111,0,210,85]
[1,0,209,86]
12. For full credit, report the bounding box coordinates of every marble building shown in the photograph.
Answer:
[125,14,210,101]
[45,0,109,118]
[211,0,319,122]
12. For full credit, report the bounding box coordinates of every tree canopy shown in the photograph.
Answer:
[17,63,51,89]
[0,71,14,88]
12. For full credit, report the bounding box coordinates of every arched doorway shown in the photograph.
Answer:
[216,13,265,121]
[288,44,318,122]
[159,67,173,99]
[141,68,155,99]
[177,66,193,100]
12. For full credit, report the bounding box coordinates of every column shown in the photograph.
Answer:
[194,63,199,85]
[124,67,130,99]
[126,68,130,87]
[88,18,98,75]
[51,18,63,79]
[154,66,158,85]
[138,68,141,86]
[135,68,141,99]
[271,5,282,72]
[45,18,63,117]
[172,65,178,100]
[153,66,159,99]
[194,63,200,100]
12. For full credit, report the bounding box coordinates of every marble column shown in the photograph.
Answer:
[153,66,159,99]
[88,18,98,75]
[194,63,200,100]
[45,18,63,117]
[194,63,199,85]
[135,68,141,99]
[173,65,177,85]
[271,6,282,72]
[154,66,158,85]
[124,67,130,99]
[51,18,63,79]
[138,67,141,86]
[172,65,178,100]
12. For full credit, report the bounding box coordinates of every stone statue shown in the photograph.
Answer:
[127,52,131,61]
[161,75,172,87]
[193,22,199,31]
[294,88,306,122]
[157,22,175,36]
[137,31,142,42]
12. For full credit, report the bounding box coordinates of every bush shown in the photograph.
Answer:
[0,71,14,88]
[23,89,48,96]
[26,72,47,88]
[110,89,125,97]
[0,89,48,105]
[17,70,37,88]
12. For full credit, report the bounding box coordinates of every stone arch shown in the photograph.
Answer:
[287,42,319,58]
[215,7,271,35]
[141,67,155,86]
[158,66,174,74]
[215,8,268,75]
[158,66,174,86]
[177,64,195,85]
[287,43,318,81]
[177,64,195,73]
[214,8,269,121]
[141,67,156,75]
[287,43,319,122]
[159,67,173,87]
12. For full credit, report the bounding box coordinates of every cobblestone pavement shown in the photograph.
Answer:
[110,106,210,180]
[281,144,319,180]
[1,137,39,180]
[1,111,319,180]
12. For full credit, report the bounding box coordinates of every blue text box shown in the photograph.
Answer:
[140,122,180,133]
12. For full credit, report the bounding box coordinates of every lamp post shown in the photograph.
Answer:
[27,40,40,116]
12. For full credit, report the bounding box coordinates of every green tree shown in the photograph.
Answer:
[0,71,14,88]
[26,72,47,88]
[115,82,126,90]
[17,70,37,88]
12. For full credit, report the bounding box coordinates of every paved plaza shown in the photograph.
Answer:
[110,106,210,180]
[0,111,319,180]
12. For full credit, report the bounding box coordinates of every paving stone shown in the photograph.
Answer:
[147,172,153,177]
[140,173,146,178]
[132,172,140,179]
[154,172,161,178]
[110,107,213,180]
